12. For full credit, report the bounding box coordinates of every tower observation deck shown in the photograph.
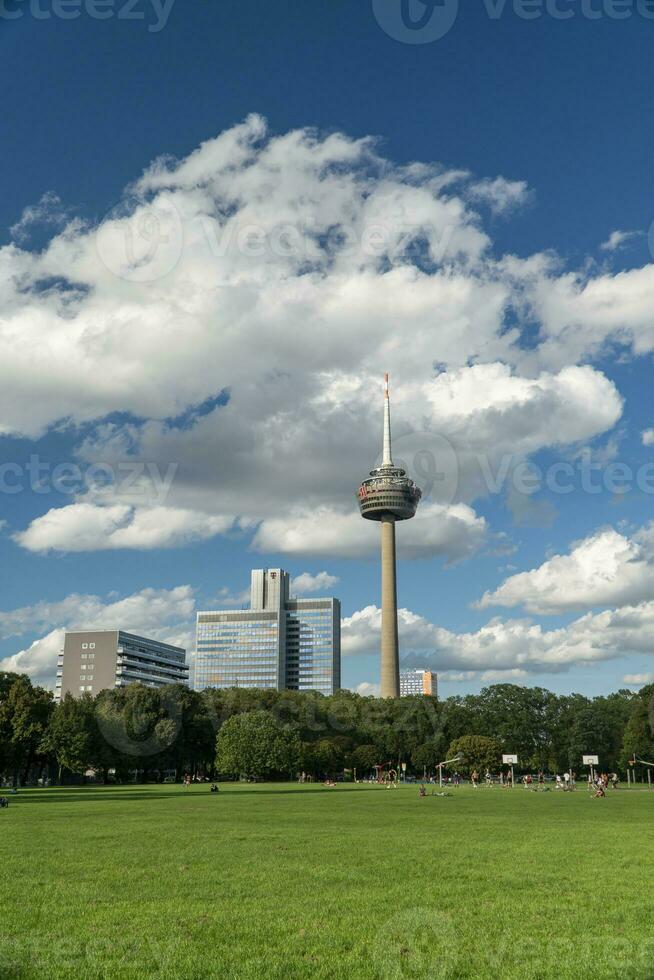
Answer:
[357,375,421,697]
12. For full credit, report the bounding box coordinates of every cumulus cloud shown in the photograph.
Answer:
[440,668,528,683]
[642,429,654,447]
[622,673,654,686]
[355,681,380,697]
[14,503,234,553]
[467,176,530,215]
[478,525,654,615]
[253,502,487,563]
[342,600,654,675]
[520,261,654,368]
[600,230,641,252]
[290,571,339,594]
[0,586,195,686]
[2,115,645,558]
[9,191,70,244]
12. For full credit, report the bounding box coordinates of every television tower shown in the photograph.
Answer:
[357,374,421,698]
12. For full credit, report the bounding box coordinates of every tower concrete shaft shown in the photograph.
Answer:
[380,515,400,698]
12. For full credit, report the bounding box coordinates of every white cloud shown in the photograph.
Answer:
[441,668,528,683]
[0,585,195,686]
[600,230,641,252]
[467,176,530,215]
[14,503,234,553]
[642,429,654,447]
[290,571,339,594]
[253,502,487,563]
[9,191,70,244]
[2,116,643,558]
[478,525,654,615]
[519,261,654,368]
[622,673,654,686]
[342,599,654,675]
[355,681,380,697]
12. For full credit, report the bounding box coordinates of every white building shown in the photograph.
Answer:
[399,668,437,698]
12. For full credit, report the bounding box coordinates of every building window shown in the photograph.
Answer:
[89,643,95,649]
[82,643,88,649]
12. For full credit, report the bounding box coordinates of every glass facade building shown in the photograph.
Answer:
[195,569,340,695]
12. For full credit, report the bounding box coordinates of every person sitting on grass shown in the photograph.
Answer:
[0,796,8,809]
[210,783,219,793]
[419,784,426,798]
[593,780,606,798]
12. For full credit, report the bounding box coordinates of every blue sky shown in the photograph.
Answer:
[2,0,654,696]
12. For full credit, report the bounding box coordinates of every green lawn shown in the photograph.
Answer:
[1,783,653,979]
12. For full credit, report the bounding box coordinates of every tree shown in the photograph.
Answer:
[0,675,53,785]
[621,687,654,776]
[216,710,300,779]
[447,735,502,775]
[46,693,96,778]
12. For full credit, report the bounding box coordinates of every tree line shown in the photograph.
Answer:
[1,669,653,785]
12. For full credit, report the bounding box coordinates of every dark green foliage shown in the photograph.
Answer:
[447,734,502,774]
[0,672,53,785]
[0,671,649,784]
[215,709,300,778]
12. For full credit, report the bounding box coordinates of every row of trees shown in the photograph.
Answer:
[1,670,653,784]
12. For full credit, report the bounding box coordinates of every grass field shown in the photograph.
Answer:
[1,783,653,979]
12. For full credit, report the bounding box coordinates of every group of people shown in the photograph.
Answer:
[420,768,619,793]
[589,772,619,797]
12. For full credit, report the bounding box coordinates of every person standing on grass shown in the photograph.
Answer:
[555,774,562,789]
[471,769,479,789]
[538,771,545,790]
[485,770,492,787]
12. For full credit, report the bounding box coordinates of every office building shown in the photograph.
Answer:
[400,669,437,698]
[357,375,421,697]
[195,568,341,695]
[55,630,188,701]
